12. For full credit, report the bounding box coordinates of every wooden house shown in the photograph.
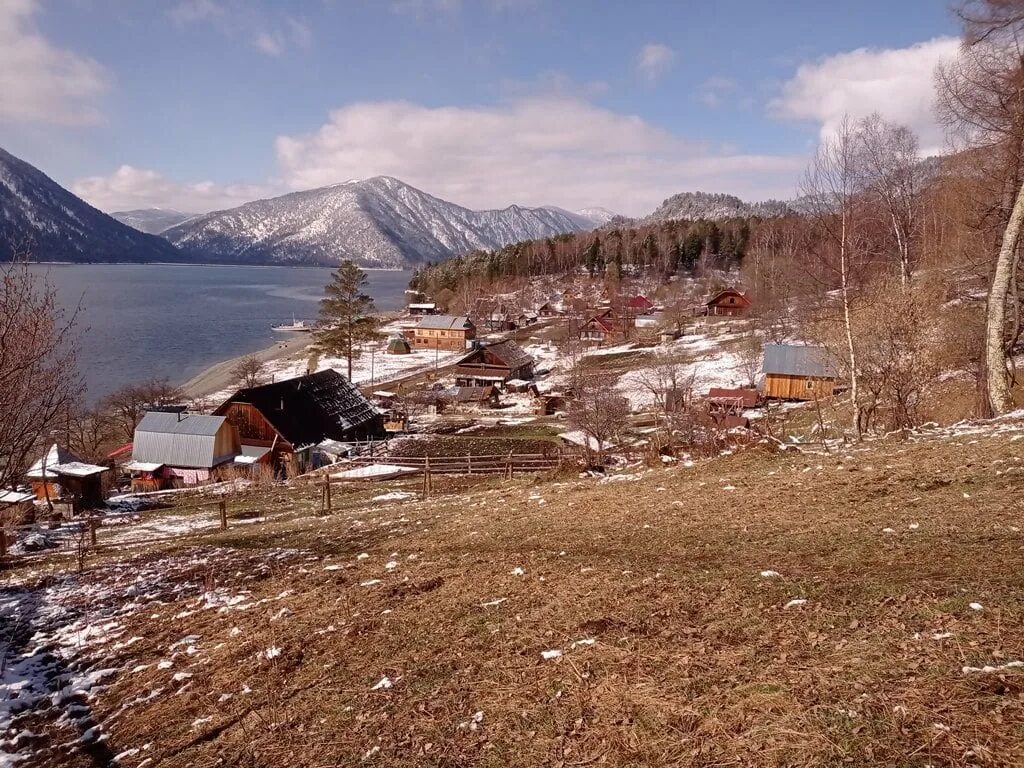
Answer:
[705,289,751,317]
[215,370,384,476]
[128,412,241,489]
[24,445,112,512]
[407,302,437,316]
[762,344,837,401]
[579,315,616,343]
[412,315,476,351]
[454,340,535,386]
[536,301,563,318]
[626,295,655,315]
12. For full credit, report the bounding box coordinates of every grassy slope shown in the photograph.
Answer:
[15,422,1024,767]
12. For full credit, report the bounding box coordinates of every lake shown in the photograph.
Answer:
[29,263,413,403]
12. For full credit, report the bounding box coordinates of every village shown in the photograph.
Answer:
[0,275,846,552]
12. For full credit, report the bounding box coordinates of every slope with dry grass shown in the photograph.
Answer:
[5,419,1024,767]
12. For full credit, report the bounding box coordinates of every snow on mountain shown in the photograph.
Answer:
[0,147,182,263]
[111,208,196,235]
[642,192,793,223]
[573,207,620,226]
[162,177,598,268]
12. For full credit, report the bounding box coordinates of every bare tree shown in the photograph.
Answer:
[801,116,868,438]
[565,362,630,465]
[100,378,181,442]
[937,0,1024,413]
[735,326,763,388]
[231,354,266,389]
[0,258,83,490]
[857,113,922,286]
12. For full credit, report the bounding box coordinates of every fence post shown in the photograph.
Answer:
[0,527,7,558]
[507,449,514,480]
[219,500,228,530]
[467,452,472,475]
[325,477,332,512]
[422,455,431,500]
[89,517,98,547]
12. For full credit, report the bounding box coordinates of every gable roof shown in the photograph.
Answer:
[26,444,84,479]
[707,289,751,307]
[449,385,498,403]
[217,369,380,449]
[762,344,835,377]
[133,412,233,469]
[417,315,473,331]
[475,340,534,370]
[707,387,760,408]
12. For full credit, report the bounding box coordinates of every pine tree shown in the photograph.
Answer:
[313,260,380,380]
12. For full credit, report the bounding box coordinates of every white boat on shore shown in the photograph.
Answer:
[272,316,312,333]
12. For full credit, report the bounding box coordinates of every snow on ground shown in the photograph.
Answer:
[0,547,307,765]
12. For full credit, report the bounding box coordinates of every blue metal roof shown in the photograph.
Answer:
[762,344,835,377]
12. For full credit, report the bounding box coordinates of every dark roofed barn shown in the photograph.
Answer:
[215,370,384,475]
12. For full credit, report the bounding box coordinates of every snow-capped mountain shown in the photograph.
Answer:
[0,147,182,263]
[573,206,620,226]
[111,208,196,235]
[162,177,599,268]
[642,191,793,223]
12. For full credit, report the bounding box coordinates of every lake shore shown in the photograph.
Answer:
[178,333,313,401]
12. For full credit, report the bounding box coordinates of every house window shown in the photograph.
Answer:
[805,380,814,390]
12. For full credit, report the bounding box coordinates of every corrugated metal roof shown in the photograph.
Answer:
[417,315,472,330]
[133,412,232,468]
[762,344,834,377]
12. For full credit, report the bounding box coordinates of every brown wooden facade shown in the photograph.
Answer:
[219,402,300,474]
[763,373,835,401]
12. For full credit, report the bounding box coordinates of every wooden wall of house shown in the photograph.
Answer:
[214,420,242,459]
[764,374,835,401]
[221,403,284,446]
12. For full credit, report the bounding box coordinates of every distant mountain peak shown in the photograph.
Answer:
[162,176,599,268]
[0,147,183,263]
[111,208,196,235]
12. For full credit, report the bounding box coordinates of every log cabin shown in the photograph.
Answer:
[705,288,751,317]
[762,344,837,401]
[215,370,384,476]
[453,340,535,386]
[412,315,476,351]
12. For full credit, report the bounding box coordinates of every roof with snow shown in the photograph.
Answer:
[762,344,835,378]
[26,444,84,479]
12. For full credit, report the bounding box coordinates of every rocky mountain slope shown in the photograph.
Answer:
[111,208,195,235]
[162,177,598,268]
[0,148,182,263]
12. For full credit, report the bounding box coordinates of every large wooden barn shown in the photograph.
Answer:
[762,344,837,401]
[215,370,384,475]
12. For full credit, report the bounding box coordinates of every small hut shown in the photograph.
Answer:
[762,344,837,400]
[386,335,412,355]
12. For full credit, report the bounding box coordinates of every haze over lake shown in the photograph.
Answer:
[31,264,412,402]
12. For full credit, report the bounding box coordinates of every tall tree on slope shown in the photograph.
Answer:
[939,0,1024,414]
[314,260,380,380]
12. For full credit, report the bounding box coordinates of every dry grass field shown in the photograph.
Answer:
[4,417,1024,767]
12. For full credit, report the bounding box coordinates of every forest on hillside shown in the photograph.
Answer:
[412,1,1024,433]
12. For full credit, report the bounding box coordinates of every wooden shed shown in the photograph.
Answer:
[762,344,837,401]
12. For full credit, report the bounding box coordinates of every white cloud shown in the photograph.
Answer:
[0,0,108,125]
[771,36,961,154]
[71,165,275,214]
[636,43,675,84]
[274,97,804,215]
[252,17,312,57]
[168,0,225,25]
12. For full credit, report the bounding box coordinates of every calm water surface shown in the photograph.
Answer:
[29,264,412,402]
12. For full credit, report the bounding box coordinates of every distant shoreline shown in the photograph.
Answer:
[24,260,406,272]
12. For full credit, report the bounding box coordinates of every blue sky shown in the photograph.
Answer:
[0,0,960,215]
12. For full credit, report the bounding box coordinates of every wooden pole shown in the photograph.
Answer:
[219,500,228,530]
[467,451,472,475]
[325,477,332,512]
[0,527,7,558]
[422,455,431,500]
[89,517,98,547]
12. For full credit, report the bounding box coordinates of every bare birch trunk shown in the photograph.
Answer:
[986,179,1024,413]
[839,211,861,437]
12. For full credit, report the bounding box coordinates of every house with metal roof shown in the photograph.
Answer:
[762,344,838,401]
[214,370,384,475]
[412,315,476,351]
[130,412,240,488]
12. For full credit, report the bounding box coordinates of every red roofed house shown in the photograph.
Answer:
[579,315,617,343]
[625,295,655,315]
[705,289,751,317]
